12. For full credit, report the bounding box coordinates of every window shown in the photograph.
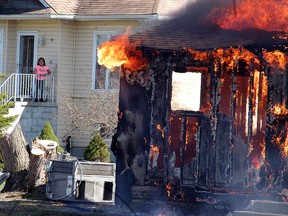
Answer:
[171,71,202,111]
[92,31,120,90]
[0,30,3,72]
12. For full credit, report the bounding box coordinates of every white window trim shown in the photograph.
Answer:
[0,29,3,73]
[92,31,118,91]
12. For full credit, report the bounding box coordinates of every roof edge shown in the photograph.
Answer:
[0,14,157,21]
[74,14,158,21]
[38,0,51,8]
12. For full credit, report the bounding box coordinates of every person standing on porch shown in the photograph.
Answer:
[34,57,51,102]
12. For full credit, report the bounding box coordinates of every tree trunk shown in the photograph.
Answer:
[27,138,58,192]
[0,124,30,192]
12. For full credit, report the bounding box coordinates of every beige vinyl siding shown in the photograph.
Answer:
[56,20,75,146]
[6,20,17,75]
[73,20,139,97]
[5,20,59,75]
[0,21,6,73]
[69,20,139,148]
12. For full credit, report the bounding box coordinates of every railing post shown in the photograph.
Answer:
[14,74,17,102]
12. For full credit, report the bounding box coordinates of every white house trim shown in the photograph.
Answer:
[38,0,50,8]
[0,14,157,21]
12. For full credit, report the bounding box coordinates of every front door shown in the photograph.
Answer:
[17,31,38,74]
[16,32,38,99]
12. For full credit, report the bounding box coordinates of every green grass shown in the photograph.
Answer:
[0,181,5,191]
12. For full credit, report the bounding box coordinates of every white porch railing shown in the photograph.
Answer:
[0,73,55,105]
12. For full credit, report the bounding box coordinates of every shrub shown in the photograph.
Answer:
[39,121,64,153]
[84,133,110,162]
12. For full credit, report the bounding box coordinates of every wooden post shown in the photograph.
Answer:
[228,59,238,186]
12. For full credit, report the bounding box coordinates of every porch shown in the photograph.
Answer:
[0,73,55,105]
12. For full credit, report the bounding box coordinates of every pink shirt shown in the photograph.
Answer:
[35,65,49,80]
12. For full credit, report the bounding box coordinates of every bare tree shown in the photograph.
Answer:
[57,80,119,141]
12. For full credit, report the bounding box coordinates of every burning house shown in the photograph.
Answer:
[98,0,288,211]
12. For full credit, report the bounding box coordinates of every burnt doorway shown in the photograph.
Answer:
[168,114,199,185]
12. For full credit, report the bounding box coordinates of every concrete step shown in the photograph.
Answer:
[5,102,28,134]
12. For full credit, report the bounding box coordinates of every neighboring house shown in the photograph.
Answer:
[0,0,188,157]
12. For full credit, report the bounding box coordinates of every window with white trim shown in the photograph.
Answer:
[171,71,202,111]
[0,30,3,72]
[92,31,120,90]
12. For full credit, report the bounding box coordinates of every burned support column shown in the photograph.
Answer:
[265,66,277,188]
[228,59,238,186]
[208,59,221,187]
[180,116,187,184]
[246,59,255,187]
[149,55,172,182]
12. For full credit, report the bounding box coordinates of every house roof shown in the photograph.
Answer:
[130,0,288,51]
[0,0,52,15]
[0,0,187,17]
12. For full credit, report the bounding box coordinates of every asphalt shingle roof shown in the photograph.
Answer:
[0,0,172,16]
[0,0,51,14]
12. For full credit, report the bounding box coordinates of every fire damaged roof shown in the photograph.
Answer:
[130,0,288,51]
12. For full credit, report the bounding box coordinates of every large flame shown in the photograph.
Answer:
[262,50,288,72]
[97,28,148,71]
[208,0,288,32]
[271,104,288,116]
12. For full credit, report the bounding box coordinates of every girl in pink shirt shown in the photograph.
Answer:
[34,57,51,102]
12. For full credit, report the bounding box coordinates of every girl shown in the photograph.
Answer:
[34,57,51,102]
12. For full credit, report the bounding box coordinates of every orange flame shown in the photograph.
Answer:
[165,180,172,198]
[208,0,288,32]
[187,47,258,71]
[156,124,165,138]
[271,104,288,115]
[149,144,159,158]
[262,50,288,72]
[97,28,148,71]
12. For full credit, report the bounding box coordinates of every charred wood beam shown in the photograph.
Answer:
[208,59,222,187]
[171,110,202,117]
[246,59,255,186]
[180,116,187,184]
[195,118,201,185]
[228,59,238,185]
[164,58,174,182]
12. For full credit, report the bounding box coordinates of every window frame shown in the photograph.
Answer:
[92,31,119,91]
[171,71,202,112]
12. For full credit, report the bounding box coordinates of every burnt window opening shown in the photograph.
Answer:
[171,71,202,111]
